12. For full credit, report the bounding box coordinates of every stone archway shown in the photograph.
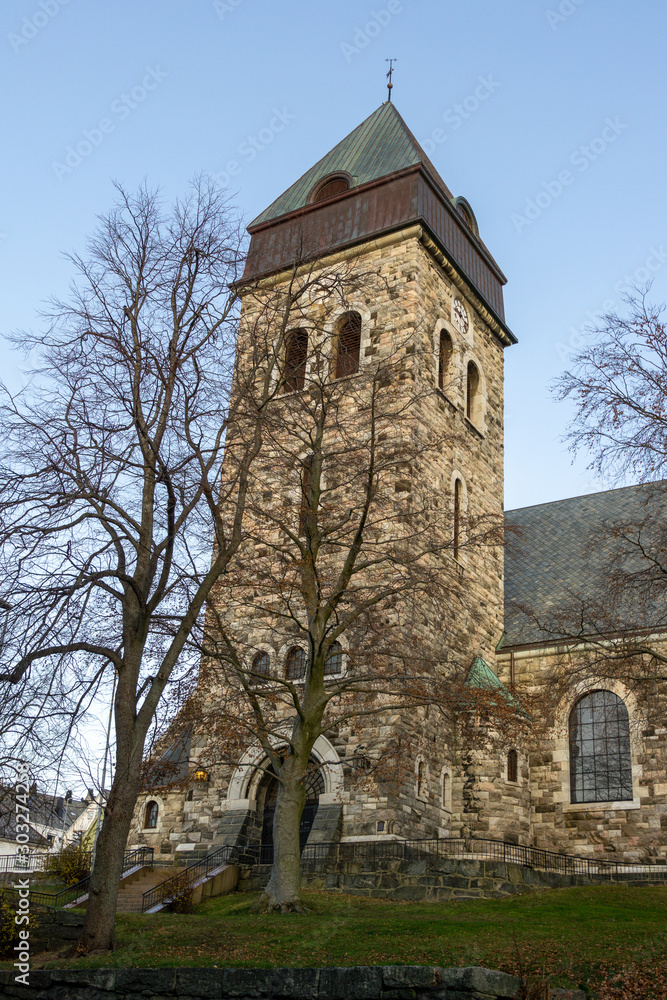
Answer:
[256,758,326,862]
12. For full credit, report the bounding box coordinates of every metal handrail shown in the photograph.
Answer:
[141,844,244,912]
[6,847,154,909]
[0,850,93,876]
[293,836,667,880]
[142,834,667,914]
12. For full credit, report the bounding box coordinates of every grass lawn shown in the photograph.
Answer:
[24,885,667,997]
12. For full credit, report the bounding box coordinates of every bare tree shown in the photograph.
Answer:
[513,291,667,716]
[163,263,523,913]
[0,179,281,953]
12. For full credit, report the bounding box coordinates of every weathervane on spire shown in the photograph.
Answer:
[385,59,397,102]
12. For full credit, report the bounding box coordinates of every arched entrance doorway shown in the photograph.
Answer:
[257,760,325,862]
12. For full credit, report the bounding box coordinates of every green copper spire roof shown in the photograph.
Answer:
[465,656,519,707]
[250,102,453,228]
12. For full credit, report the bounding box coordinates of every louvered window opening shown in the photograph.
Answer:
[569,690,633,803]
[283,329,308,393]
[335,313,362,379]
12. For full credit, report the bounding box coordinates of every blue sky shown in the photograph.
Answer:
[1,0,665,509]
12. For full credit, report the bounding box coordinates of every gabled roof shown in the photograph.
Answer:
[250,102,454,228]
[504,481,667,647]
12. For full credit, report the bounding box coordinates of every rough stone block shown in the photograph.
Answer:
[173,967,222,997]
[382,965,443,990]
[319,966,382,999]
[440,966,520,998]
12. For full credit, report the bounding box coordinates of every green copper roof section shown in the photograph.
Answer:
[250,102,447,228]
[465,656,518,706]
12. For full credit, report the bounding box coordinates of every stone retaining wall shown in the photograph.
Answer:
[240,855,665,901]
[0,965,586,999]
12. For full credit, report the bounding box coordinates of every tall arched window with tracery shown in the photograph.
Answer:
[438,330,452,392]
[334,312,362,379]
[569,690,633,803]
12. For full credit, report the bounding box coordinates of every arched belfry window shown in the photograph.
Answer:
[285,646,307,681]
[144,801,158,829]
[466,361,480,424]
[282,329,308,393]
[334,312,362,379]
[569,691,633,804]
[438,330,452,392]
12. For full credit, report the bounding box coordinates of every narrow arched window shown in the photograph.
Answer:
[252,651,270,681]
[144,801,158,829]
[298,455,313,537]
[324,641,343,676]
[442,772,451,810]
[466,361,480,423]
[507,749,518,783]
[335,312,362,379]
[285,646,307,681]
[453,478,462,561]
[438,330,452,391]
[569,691,633,804]
[417,760,425,798]
[283,329,308,393]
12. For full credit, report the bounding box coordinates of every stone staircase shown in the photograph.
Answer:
[115,865,186,913]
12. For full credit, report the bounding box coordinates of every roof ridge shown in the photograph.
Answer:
[505,479,667,515]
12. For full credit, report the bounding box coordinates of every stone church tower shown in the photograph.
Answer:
[128,102,529,861]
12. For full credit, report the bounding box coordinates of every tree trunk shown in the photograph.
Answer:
[255,758,307,913]
[76,766,141,952]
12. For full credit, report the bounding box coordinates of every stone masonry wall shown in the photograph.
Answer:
[238,853,665,902]
[0,965,586,999]
[126,230,521,860]
[497,645,667,862]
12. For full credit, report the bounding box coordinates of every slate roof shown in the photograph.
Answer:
[250,102,454,228]
[504,481,667,647]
